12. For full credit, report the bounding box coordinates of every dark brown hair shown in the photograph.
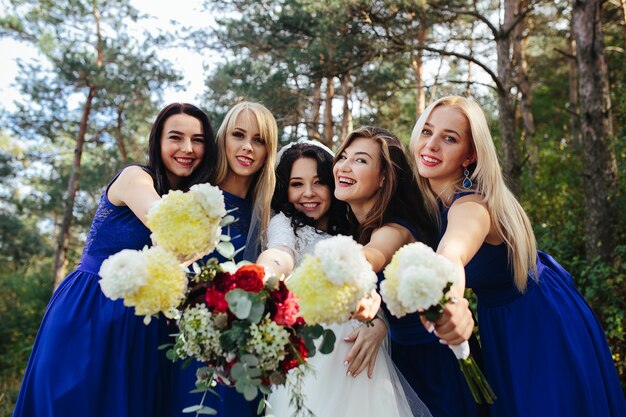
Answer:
[334,126,438,248]
[147,103,217,195]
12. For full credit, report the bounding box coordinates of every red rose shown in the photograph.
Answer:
[205,287,229,312]
[270,280,290,302]
[233,264,265,293]
[272,291,299,326]
[280,336,308,372]
[213,272,236,292]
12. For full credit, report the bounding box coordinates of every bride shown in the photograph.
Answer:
[256,139,431,417]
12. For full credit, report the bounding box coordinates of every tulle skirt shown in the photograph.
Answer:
[268,320,432,417]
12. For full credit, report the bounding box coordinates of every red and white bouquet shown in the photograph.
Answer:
[381,242,496,404]
[169,261,334,415]
[98,184,332,415]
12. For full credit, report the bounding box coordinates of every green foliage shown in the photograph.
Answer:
[0,264,53,415]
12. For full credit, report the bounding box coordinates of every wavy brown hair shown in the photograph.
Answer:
[334,126,438,248]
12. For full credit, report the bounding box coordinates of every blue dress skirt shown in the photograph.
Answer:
[441,195,626,417]
[383,219,488,417]
[13,170,170,417]
[168,191,260,417]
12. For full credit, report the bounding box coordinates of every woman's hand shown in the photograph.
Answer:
[343,318,387,378]
[351,289,381,322]
[422,296,474,345]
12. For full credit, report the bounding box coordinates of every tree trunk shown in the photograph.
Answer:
[568,17,582,150]
[323,76,335,147]
[512,2,535,142]
[619,0,626,50]
[115,106,127,161]
[466,2,477,97]
[340,71,353,142]
[52,86,96,287]
[496,0,522,196]
[411,25,427,116]
[573,0,617,261]
[308,79,322,140]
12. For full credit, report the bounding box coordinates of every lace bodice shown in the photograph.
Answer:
[266,212,329,264]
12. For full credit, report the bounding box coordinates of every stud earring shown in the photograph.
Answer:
[462,168,473,189]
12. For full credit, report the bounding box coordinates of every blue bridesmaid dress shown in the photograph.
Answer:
[441,194,626,417]
[168,191,260,417]
[13,168,169,417]
[382,219,487,417]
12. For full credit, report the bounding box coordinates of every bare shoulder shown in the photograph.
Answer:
[449,194,490,219]
[117,165,152,184]
[108,166,154,205]
[374,222,413,244]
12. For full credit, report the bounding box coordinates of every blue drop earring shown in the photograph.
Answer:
[462,167,473,189]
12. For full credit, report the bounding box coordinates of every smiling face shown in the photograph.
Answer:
[287,157,332,227]
[333,136,383,214]
[224,109,268,180]
[413,105,476,195]
[160,113,206,188]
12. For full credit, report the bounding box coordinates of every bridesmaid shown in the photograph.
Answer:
[12,103,217,417]
[332,126,484,417]
[169,101,278,416]
[410,95,626,416]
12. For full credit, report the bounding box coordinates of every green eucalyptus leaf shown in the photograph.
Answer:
[220,234,231,242]
[240,354,259,367]
[243,384,258,401]
[226,289,253,319]
[247,298,265,323]
[217,241,235,259]
[231,362,246,380]
[247,367,262,378]
[257,399,269,415]
[220,214,236,227]
[165,348,177,361]
[182,405,205,413]
[319,329,337,354]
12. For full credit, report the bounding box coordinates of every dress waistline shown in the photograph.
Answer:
[76,253,105,275]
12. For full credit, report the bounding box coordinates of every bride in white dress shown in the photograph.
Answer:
[256,140,431,417]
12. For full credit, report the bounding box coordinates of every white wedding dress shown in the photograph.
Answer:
[266,213,432,417]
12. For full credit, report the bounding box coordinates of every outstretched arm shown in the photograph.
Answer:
[256,246,296,278]
[255,213,298,278]
[431,194,492,345]
[107,166,160,226]
[345,223,414,377]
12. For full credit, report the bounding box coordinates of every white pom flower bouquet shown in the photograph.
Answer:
[381,242,496,404]
[146,183,230,261]
[287,235,378,325]
[99,183,233,324]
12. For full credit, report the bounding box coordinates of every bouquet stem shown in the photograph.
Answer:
[458,355,497,404]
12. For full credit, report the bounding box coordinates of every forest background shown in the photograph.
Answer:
[0,0,625,414]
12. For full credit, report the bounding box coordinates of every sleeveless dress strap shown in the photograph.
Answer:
[386,217,421,241]
[105,165,153,194]
[451,191,476,203]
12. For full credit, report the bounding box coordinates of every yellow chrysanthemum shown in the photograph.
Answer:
[287,255,361,325]
[124,246,187,323]
[147,190,222,260]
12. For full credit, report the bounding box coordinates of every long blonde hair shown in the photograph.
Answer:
[214,101,278,243]
[409,96,537,291]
